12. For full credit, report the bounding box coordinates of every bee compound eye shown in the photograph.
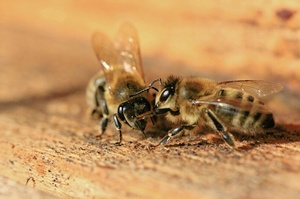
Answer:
[159,88,171,102]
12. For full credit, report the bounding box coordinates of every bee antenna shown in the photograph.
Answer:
[130,78,161,97]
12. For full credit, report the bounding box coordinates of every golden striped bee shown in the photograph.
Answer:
[150,76,283,148]
[86,23,155,144]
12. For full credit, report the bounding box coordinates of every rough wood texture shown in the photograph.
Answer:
[0,176,58,199]
[1,1,300,198]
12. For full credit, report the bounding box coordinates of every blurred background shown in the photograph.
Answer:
[0,0,299,123]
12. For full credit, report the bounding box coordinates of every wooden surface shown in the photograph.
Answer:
[1,1,300,198]
[0,176,58,199]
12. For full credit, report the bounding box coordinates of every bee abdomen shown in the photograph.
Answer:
[214,89,276,132]
[223,114,274,134]
[214,106,275,132]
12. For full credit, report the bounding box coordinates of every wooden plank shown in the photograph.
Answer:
[0,176,58,199]
[1,94,300,199]
[0,1,300,198]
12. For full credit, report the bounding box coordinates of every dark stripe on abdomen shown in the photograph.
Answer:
[254,112,262,121]
[247,95,254,102]
[218,89,227,96]
[235,91,243,99]
[261,113,275,129]
[239,110,250,127]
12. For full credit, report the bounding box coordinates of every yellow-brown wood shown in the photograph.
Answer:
[1,1,300,198]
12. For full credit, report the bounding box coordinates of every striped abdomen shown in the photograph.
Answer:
[211,89,275,133]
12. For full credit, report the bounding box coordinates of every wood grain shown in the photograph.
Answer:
[1,1,300,198]
[0,176,58,199]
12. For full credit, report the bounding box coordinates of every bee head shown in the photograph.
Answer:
[155,76,179,109]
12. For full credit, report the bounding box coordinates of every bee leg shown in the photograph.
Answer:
[94,85,109,138]
[101,117,109,134]
[150,115,156,125]
[113,114,122,145]
[100,98,109,134]
[204,109,236,148]
[91,109,101,118]
[141,131,147,138]
[158,125,194,146]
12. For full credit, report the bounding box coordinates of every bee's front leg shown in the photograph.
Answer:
[113,114,123,145]
[158,125,195,146]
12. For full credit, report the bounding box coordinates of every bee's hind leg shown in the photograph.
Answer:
[204,109,236,148]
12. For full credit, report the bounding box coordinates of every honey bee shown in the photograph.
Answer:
[86,23,155,144]
[149,76,283,148]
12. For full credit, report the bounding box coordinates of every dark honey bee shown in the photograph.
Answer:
[86,23,155,144]
[150,76,283,148]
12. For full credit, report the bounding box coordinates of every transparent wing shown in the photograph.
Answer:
[218,80,283,98]
[191,97,271,113]
[91,31,116,88]
[114,22,144,80]
[91,23,144,90]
